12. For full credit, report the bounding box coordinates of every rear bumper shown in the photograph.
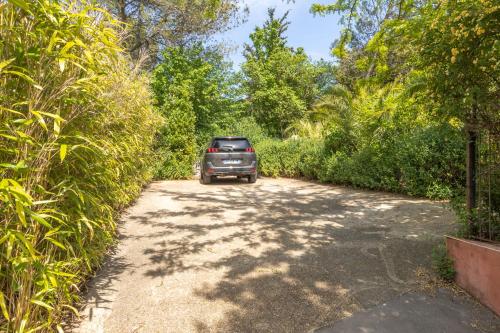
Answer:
[203,162,257,176]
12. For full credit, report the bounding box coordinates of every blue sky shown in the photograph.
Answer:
[215,0,342,68]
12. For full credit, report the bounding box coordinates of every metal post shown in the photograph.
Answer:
[466,129,477,225]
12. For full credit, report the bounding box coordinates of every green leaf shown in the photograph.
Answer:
[0,58,15,72]
[0,291,9,320]
[48,270,76,278]
[7,0,29,11]
[30,299,54,310]
[6,235,15,259]
[0,106,24,116]
[30,110,48,131]
[60,144,68,162]
[62,304,79,316]
[0,133,18,141]
[60,41,76,56]
[2,70,36,84]
[45,237,67,250]
[0,232,9,246]
[54,118,61,136]
[30,212,52,228]
[47,31,59,53]
[16,200,27,227]
[13,232,37,258]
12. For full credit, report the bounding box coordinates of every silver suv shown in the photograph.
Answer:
[200,137,257,184]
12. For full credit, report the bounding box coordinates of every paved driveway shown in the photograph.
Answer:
[76,178,463,332]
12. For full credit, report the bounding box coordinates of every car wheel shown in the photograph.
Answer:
[200,173,211,184]
[248,174,257,183]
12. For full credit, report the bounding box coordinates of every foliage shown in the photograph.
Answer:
[154,90,197,179]
[311,0,412,57]
[432,244,456,282]
[257,79,465,199]
[221,116,269,146]
[407,0,499,130]
[285,120,325,140]
[0,1,159,330]
[152,44,242,177]
[242,9,321,137]
[255,138,324,179]
[98,0,245,65]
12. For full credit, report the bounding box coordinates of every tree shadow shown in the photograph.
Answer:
[127,180,455,332]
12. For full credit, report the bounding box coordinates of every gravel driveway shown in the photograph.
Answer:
[75,178,457,333]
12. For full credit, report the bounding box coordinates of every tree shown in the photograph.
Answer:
[405,0,499,226]
[98,0,245,64]
[152,43,242,177]
[311,0,411,55]
[242,8,320,137]
[311,1,416,86]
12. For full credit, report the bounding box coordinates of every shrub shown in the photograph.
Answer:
[260,120,464,201]
[154,89,197,179]
[255,138,324,179]
[432,244,456,282]
[0,1,160,330]
[255,139,284,177]
[224,116,269,147]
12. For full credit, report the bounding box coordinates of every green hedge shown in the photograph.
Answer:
[0,2,160,330]
[256,124,464,199]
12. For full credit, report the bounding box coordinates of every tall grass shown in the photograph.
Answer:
[0,1,160,331]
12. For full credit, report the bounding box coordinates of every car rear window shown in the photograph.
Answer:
[212,139,251,150]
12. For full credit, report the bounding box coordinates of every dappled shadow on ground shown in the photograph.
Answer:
[125,179,455,332]
[74,237,132,331]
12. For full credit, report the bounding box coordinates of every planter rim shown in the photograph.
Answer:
[445,235,500,252]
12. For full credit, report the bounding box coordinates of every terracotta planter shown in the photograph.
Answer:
[446,236,500,316]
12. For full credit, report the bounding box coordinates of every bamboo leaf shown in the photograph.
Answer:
[30,110,48,131]
[60,41,75,56]
[13,232,37,258]
[0,58,15,72]
[0,232,9,245]
[6,235,15,259]
[47,31,59,53]
[60,144,68,162]
[32,199,58,205]
[0,106,24,116]
[37,111,64,122]
[30,213,53,228]
[16,200,27,227]
[0,291,9,321]
[62,304,79,316]
[20,315,28,333]
[0,134,18,141]
[7,0,29,11]
[30,299,54,310]
[48,270,76,278]
[45,237,67,250]
[2,70,36,84]
[54,118,61,136]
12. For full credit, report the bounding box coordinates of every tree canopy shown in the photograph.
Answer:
[242,9,324,137]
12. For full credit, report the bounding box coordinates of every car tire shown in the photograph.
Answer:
[248,174,257,183]
[200,173,211,185]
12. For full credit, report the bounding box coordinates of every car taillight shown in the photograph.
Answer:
[245,147,255,152]
[207,148,219,153]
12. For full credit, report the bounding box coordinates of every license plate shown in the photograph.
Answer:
[223,159,241,165]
